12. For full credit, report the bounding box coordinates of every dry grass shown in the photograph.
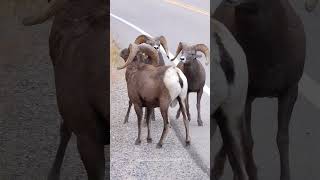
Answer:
[110,35,126,82]
[110,36,121,68]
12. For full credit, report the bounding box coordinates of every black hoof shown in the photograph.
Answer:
[147,138,153,143]
[135,139,141,145]
[186,140,191,146]
[198,120,203,126]
[156,143,163,148]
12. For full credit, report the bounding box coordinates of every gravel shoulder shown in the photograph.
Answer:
[110,67,209,180]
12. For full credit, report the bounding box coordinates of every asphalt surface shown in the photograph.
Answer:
[0,1,109,179]
[212,0,320,180]
[110,0,210,179]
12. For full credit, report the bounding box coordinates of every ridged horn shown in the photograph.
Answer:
[134,35,151,44]
[193,44,210,65]
[22,0,67,26]
[171,42,187,61]
[155,36,170,58]
[305,0,319,12]
[117,44,139,70]
[117,43,159,69]
[137,43,159,65]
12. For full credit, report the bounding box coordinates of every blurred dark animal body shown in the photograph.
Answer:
[23,0,109,179]
[213,0,306,179]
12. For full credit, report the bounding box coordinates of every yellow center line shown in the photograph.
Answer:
[164,0,209,16]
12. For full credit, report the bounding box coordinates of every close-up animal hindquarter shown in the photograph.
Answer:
[210,18,250,180]
[212,0,306,180]
[22,0,109,180]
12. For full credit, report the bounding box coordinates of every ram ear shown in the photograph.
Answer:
[119,48,130,61]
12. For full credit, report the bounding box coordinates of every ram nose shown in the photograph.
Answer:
[180,56,186,61]
[153,45,160,50]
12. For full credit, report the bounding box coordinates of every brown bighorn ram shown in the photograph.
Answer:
[118,43,190,148]
[123,34,170,124]
[22,0,109,180]
[171,42,209,126]
[213,0,306,179]
[305,0,319,12]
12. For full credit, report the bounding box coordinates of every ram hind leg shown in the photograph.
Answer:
[48,122,71,180]
[134,104,143,145]
[77,134,105,180]
[196,89,203,126]
[157,99,171,148]
[146,107,153,143]
[178,96,191,145]
[123,101,132,124]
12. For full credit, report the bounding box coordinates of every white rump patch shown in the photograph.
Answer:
[163,66,188,107]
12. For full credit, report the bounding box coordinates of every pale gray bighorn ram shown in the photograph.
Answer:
[213,0,306,179]
[170,42,209,126]
[123,34,170,124]
[210,18,252,180]
[22,0,109,179]
[305,0,319,12]
[118,43,190,148]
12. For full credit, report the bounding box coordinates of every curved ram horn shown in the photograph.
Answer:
[171,42,187,61]
[22,0,67,26]
[155,36,170,58]
[134,34,151,44]
[137,43,159,65]
[305,0,319,12]
[193,44,210,65]
[117,44,139,70]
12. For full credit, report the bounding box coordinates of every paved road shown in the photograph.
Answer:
[110,0,210,179]
[211,1,320,180]
[0,1,109,179]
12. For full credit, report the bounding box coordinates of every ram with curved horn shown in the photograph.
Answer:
[134,34,170,65]
[120,47,158,124]
[305,0,319,12]
[122,34,170,124]
[171,42,209,126]
[118,43,190,148]
[22,0,109,180]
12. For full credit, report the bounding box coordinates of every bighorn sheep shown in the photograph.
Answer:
[118,43,190,148]
[22,0,109,179]
[305,0,319,12]
[210,18,253,180]
[214,0,306,179]
[170,42,209,126]
[123,34,170,124]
